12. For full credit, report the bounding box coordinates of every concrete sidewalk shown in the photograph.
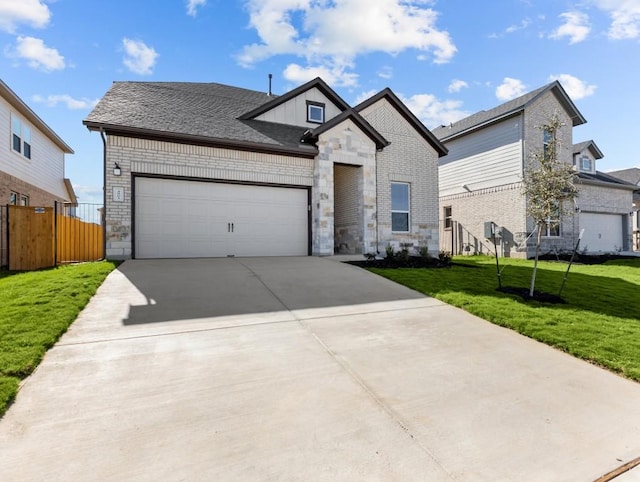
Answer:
[1,257,639,481]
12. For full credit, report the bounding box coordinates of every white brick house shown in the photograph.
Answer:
[433,81,635,258]
[84,78,446,259]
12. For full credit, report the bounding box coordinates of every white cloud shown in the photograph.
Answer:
[495,77,527,101]
[238,0,456,78]
[0,0,50,33]
[489,18,531,38]
[592,0,640,39]
[377,66,393,80]
[353,89,379,105]
[32,94,99,110]
[448,79,468,93]
[400,93,471,129]
[186,0,206,17]
[549,11,590,44]
[72,185,104,205]
[122,38,158,75]
[548,73,597,99]
[283,63,359,87]
[11,36,65,71]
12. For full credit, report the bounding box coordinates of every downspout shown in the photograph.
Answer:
[99,127,107,260]
[375,149,379,255]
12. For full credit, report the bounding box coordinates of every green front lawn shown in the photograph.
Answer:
[370,256,640,381]
[0,261,117,417]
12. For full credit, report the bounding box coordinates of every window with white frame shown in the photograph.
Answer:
[19,194,29,206]
[307,101,325,124]
[580,156,592,172]
[443,206,452,230]
[543,128,552,159]
[391,182,410,232]
[11,114,32,159]
[544,204,561,237]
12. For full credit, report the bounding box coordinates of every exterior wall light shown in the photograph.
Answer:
[114,162,121,176]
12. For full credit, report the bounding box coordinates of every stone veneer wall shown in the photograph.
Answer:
[105,135,314,259]
[359,99,441,255]
[314,119,377,255]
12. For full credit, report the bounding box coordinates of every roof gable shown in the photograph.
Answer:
[355,88,448,157]
[433,81,586,142]
[303,108,389,150]
[573,140,603,160]
[238,77,351,120]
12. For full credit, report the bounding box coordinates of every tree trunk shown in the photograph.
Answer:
[529,224,543,297]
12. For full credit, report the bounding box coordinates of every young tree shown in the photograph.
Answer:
[522,112,578,297]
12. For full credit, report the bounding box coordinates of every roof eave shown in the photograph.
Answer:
[1,79,74,154]
[355,88,448,157]
[83,121,319,158]
[238,77,351,120]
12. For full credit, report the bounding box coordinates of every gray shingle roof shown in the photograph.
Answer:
[577,170,638,189]
[84,81,314,153]
[432,81,586,142]
[573,140,603,159]
[607,167,640,186]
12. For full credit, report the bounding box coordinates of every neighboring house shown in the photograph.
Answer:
[433,80,634,258]
[606,167,640,251]
[1,78,76,267]
[571,141,636,253]
[83,78,446,260]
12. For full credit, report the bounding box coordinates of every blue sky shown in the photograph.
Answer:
[1,0,639,203]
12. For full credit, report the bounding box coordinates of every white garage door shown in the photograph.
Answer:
[135,178,309,258]
[580,213,623,253]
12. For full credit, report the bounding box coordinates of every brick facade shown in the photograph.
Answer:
[361,99,441,255]
[104,135,314,259]
[1,169,67,207]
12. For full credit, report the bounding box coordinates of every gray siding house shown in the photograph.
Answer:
[84,78,446,260]
[433,81,635,258]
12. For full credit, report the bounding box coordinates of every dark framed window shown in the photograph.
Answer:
[23,125,31,159]
[9,192,18,205]
[307,101,325,124]
[391,182,410,232]
[444,206,452,229]
[12,115,21,154]
[11,114,32,159]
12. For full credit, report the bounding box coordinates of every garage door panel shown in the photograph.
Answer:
[135,178,308,258]
[580,213,623,252]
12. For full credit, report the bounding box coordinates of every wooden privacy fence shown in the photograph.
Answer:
[4,203,104,271]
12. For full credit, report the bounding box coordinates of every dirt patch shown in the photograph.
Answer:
[498,286,566,304]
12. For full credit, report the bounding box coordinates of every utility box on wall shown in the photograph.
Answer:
[484,221,502,239]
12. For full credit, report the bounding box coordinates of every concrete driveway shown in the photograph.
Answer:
[1,257,640,481]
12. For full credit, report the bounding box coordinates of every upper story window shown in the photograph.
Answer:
[391,182,410,232]
[307,101,325,124]
[9,192,18,205]
[11,114,32,160]
[580,156,593,172]
[543,129,552,159]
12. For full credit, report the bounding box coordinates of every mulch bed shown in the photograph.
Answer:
[345,256,450,269]
[497,286,566,304]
